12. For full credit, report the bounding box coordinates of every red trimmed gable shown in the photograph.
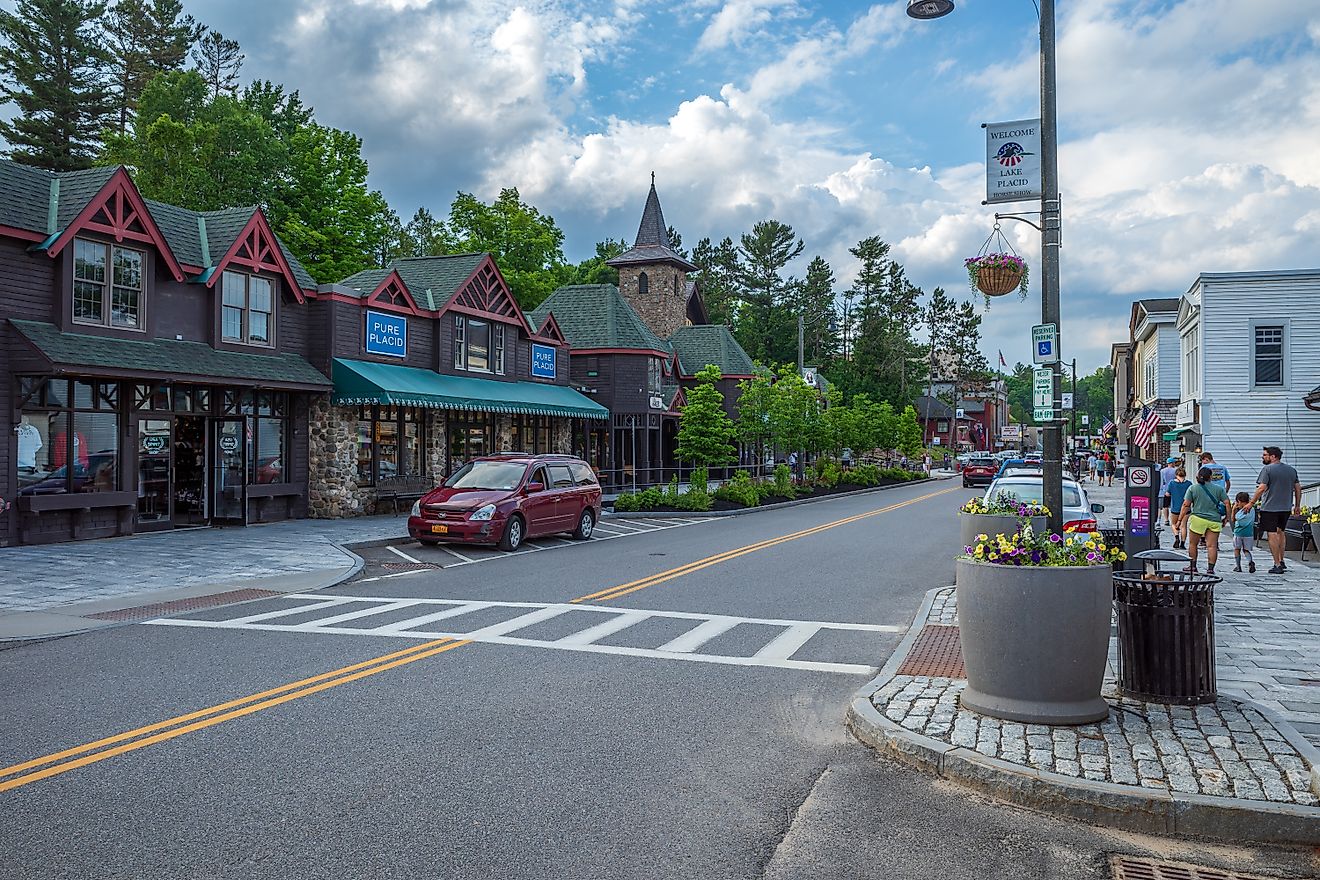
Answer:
[46,167,186,282]
[208,210,305,303]
[438,256,533,335]
[534,313,567,345]
[366,270,425,317]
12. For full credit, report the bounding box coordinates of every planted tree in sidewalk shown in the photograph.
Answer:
[736,366,777,468]
[768,365,823,472]
[675,365,737,468]
[898,404,924,458]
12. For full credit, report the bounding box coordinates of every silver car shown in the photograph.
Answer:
[983,474,1105,532]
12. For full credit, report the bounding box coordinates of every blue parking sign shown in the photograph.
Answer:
[1037,340,1051,357]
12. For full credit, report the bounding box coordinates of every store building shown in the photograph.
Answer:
[528,181,754,488]
[1,159,330,546]
[308,254,608,516]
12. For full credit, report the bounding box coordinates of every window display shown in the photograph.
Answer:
[18,379,119,495]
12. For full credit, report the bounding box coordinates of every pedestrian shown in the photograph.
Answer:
[1248,445,1302,574]
[899,454,909,471]
[1087,451,1097,481]
[1167,466,1191,550]
[922,453,932,475]
[1198,451,1231,494]
[1095,452,1107,486]
[842,447,854,469]
[1231,492,1257,574]
[1104,450,1115,486]
[787,450,798,472]
[1180,466,1229,574]
[1159,456,1179,526]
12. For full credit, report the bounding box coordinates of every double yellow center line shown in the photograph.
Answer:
[1,484,956,793]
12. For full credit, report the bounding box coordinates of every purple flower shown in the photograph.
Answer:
[1048,534,1062,544]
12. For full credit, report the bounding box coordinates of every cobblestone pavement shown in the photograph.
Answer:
[1084,480,1320,747]
[871,589,1317,807]
[0,515,408,614]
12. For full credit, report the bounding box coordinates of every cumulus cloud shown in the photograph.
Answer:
[695,0,802,52]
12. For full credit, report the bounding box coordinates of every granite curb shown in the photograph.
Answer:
[846,586,1320,847]
[0,542,366,643]
[604,476,942,518]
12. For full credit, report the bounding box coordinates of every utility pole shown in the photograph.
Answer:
[1039,0,1064,533]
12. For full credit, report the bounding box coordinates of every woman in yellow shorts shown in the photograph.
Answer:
[1179,466,1229,573]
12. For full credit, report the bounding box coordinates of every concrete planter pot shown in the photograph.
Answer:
[1311,522,1320,551]
[956,558,1112,725]
[958,513,1047,552]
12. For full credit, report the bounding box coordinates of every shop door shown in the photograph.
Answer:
[137,418,173,528]
[212,418,247,524]
[173,415,207,526]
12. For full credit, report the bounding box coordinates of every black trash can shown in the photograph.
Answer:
[1113,550,1220,705]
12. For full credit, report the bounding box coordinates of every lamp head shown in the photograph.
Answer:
[906,0,954,19]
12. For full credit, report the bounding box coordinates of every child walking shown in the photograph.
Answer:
[1232,492,1257,573]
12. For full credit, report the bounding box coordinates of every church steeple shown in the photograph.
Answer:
[606,177,696,339]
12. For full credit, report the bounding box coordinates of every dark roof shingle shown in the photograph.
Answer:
[529,284,670,353]
[341,254,486,311]
[606,182,697,271]
[668,324,754,377]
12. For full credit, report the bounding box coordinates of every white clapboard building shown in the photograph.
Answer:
[1171,269,1320,484]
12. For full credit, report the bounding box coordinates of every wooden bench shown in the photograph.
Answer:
[375,476,434,515]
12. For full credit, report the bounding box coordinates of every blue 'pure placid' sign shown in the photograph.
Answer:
[365,310,407,358]
[531,343,557,379]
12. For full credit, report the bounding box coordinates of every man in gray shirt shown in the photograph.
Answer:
[1250,445,1302,574]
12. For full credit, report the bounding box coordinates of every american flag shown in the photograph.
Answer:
[1133,405,1162,449]
[998,349,1007,368]
[1100,417,1115,437]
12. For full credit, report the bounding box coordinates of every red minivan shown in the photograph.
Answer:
[408,454,602,552]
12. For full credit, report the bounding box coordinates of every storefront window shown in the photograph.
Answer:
[18,378,119,495]
[249,393,289,484]
[354,405,428,485]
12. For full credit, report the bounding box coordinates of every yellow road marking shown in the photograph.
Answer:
[2,484,956,793]
[575,486,960,603]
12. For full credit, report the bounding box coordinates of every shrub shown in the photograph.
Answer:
[662,476,681,507]
[816,460,843,488]
[676,467,712,511]
[613,493,639,512]
[844,464,881,487]
[880,467,921,482]
[773,464,796,499]
[714,471,762,507]
[636,486,664,509]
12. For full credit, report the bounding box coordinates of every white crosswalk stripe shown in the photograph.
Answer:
[144,594,906,676]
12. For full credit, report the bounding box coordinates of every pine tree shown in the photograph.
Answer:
[690,235,740,327]
[799,255,837,365]
[191,28,241,100]
[734,220,803,365]
[105,0,199,133]
[0,0,114,170]
[675,366,737,466]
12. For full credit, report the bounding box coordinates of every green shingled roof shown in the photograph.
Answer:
[0,158,317,291]
[339,254,487,311]
[11,320,331,390]
[668,324,755,377]
[528,284,671,353]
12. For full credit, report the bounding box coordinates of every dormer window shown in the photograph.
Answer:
[221,271,274,346]
[73,238,142,330]
[638,272,649,295]
[452,315,506,374]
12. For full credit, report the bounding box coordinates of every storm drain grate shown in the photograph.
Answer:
[896,624,965,679]
[381,562,441,572]
[87,589,280,621]
[1109,855,1279,880]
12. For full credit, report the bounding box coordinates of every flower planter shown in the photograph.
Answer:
[975,264,1023,297]
[959,513,1047,552]
[956,558,1112,725]
[1311,522,1320,551]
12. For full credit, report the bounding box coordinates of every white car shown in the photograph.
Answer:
[983,473,1105,533]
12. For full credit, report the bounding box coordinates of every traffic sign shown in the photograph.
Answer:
[1032,368,1053,409]
[1034,407,1055,422]
[1127,465,1152,488]
[1032,323,1058,364]
[1081,414,1090,426]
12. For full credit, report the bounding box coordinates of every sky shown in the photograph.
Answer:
[9,0,1320,375]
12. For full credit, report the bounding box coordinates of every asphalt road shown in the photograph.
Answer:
[2,481,1316,879]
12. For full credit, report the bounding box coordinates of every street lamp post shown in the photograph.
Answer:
[908,0,1063,532]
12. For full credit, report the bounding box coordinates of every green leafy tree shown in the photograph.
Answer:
[190,28,241,100]
[675,365,737,466]
[847,236,923,405]
[446,188,568,309]
[876,400,899,452]
[734,220,803,364]
[690,235,740,327]
[104,0,199,132]
[897,404,924,457]
[0,0,114,170]
[567,238,627,286]
[768,365,823,467]
[736,365,777,466]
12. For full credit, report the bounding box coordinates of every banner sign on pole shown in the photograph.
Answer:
[985,118,1043,204]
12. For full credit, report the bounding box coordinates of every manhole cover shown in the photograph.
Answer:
[381,562,441,572]
[896,625,965,678]
[87,589,280,621]
[1109,855,1282,880]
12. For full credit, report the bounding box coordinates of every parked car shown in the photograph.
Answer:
[995,458,1043,478]
[408,453,602,551]
[983,474,1105,533]
[961,457,998,488]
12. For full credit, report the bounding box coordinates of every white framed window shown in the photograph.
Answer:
[452,316,504,374]
[453,315,465,369]
[1143,352,1157,400]
[221,271,273,346]
[647,357,662,393]
[493,324,505,374]
[1181,326,1199,398]
[1252,324,1285,388]
[73,238,143,329]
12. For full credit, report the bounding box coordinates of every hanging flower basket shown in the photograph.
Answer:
[965,253,1029,298]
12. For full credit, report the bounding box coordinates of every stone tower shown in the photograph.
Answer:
[607,177,698,340]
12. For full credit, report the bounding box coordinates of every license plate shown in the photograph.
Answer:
[430,524,448,534]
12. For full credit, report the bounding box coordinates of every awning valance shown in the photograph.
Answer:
[1162,425,1200,442]
[332,358,608,420]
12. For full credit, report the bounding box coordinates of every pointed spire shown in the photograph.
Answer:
[607,177,697,271]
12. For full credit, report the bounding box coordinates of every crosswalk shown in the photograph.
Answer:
[145,594,905,675]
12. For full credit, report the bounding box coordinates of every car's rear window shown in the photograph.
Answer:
[445,461,527,490]
[991,481,1082,508]
[969,459,996,467]
[569,462,597,486]
[549,465,574,489]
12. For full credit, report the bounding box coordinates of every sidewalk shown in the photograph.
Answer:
[0,515,408,640]
[850,575,1320,845]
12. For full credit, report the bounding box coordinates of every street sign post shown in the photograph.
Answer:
[1032,323,1058,364]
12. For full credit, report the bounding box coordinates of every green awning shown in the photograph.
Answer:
[332,358,608,420]
[1162,425,1200,441]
